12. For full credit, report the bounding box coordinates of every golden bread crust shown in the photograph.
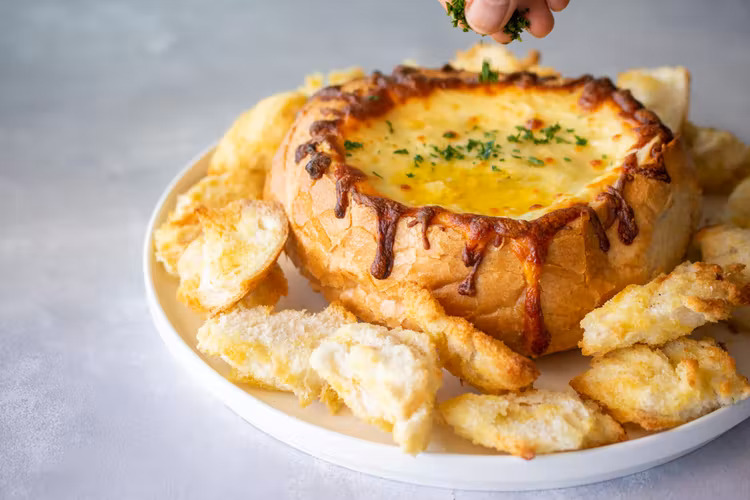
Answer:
[579,261,748,356]
[571,338,750,430]
[439,390,625,459]
[269,66,700,357]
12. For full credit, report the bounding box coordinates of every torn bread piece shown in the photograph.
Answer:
[310,323,442,454]
[439,391,625,460]
[176,199,288,315]
[208,91,308,176]
[571,338,750,431]
[695,225,750,330]
[727,176,750,228]
[616,66,690,133]
[580,262,747,356]
[197,303,357,409]
[238,262,289,309]
[335,283,538,393]
[299,67,366,97]
[178,236,288,313]
[154,167,266,275]
[450,43,541,74]
[684,122,750,194]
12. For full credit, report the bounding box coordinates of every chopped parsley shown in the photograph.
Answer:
[575,135,588,146]
[445,0,469,32]
[366,94,380,101]
[527,156,545,166]
[563,157,572,162]
[479,60,499,84]
[432,144,465,161]
[443,131,458,139]
[393,148,409,155]
[405,172,415,178]
[371,171,383,178]
[385,120,394,133]
[344,140,363,150]
[503,9,530,42]
[414,154,424,167]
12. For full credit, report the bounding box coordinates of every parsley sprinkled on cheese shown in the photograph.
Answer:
[385,120,394,134]
[575,135,588,146]
[394,148,409,155]
[528,156,545,166]
[344,140,363,150]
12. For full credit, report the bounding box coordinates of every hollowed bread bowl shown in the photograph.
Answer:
[267,66,700,357]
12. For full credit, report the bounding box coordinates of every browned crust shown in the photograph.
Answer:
[269,66,699,357]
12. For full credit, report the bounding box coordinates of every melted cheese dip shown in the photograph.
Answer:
[342,87,637,218]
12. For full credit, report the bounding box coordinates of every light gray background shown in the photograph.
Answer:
[2,0,749,498]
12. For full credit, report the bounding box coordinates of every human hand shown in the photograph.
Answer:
[440,0,570,43]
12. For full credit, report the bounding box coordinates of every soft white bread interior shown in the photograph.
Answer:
[311,323,442,454]
[176,199,288,315]
[196,303,357,409]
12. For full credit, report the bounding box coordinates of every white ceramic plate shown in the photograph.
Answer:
[143,146,750,491]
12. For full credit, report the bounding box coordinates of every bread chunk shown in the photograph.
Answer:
[695,225,750,329]
[154,168,266,275]
[617,66,690,132]
[439,391,625,459]
[176,200,288,315]
[684,122,750,194]
[334,283,539,393]
[196,303,357,409]
[571,338,750,430]
[208,91,308,176]
[728,176,750,228]
[580,262,747,356]
[311,323,442,454]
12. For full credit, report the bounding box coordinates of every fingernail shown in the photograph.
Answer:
[466,0,511,35]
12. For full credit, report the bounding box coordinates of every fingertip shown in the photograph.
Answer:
[527,3,554,38]
[546,0,570,13]
[490,31,514,44]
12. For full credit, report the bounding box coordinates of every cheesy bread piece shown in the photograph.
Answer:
[208,91,308,176]
[571,338,750,430]
[154,167,266,275]
[196,303,357,409]
[616,66,690,133]
[727,176,750,228]
[178,231,287,312]
[695,225,750,330]
[310,323,442,454]
[684,122,750,194]
[439,391,625,459]
[331,282,539,393]
[176,200,288,315]
[579,262,747,356]
[450,43,541,73]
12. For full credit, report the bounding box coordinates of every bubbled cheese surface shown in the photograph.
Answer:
[341,87,638,218]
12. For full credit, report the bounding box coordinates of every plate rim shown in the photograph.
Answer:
[142,145,750,491]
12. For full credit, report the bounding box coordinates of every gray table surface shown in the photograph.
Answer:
[2,0,750,498]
